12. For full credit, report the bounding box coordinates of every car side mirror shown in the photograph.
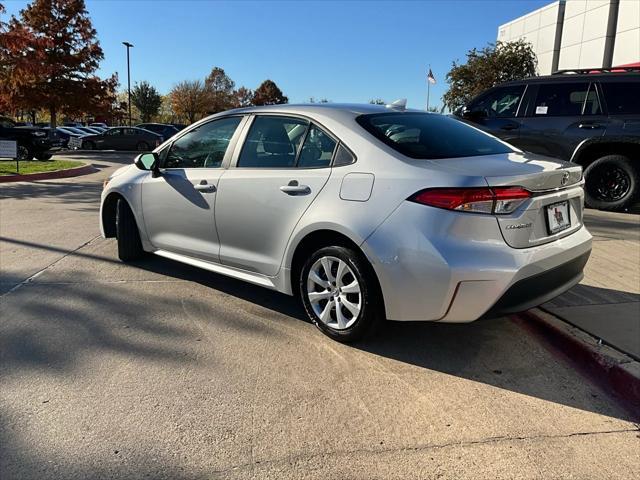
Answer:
[135,152,160,177]
[462,107,486,121]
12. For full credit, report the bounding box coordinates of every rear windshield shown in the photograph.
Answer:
[356,112,513,159]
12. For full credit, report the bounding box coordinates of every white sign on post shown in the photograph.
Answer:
[0,140,18,159]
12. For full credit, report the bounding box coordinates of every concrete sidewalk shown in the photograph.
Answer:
[543,209,640,360]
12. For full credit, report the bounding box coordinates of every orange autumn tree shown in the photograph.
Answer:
[0,0,116,126]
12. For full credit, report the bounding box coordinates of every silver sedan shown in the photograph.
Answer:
[100,103,592,342]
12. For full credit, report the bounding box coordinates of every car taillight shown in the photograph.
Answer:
[409,187,531,215]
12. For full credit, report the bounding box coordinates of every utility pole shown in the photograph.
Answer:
[122,42,134,126]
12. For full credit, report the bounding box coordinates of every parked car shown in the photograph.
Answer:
[456,70,640,211]
[61,126,89,136]
[0,116,61,160]
[90,122,108,129]
[73,126,103,135]
[136,123,180,141]
[100,103,592,342]
[63,122,84,128]
[55,127,83,148]
[76,126,162,151]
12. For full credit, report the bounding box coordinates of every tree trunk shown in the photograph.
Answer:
[30,111,36,125]
[49,106,57,128]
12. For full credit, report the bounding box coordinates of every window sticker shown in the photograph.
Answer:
[536,105,548,115]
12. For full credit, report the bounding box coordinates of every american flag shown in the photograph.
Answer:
[427,68,436,85]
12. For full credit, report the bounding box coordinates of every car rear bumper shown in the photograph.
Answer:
[361,201,592,322]
[481,250,589,318]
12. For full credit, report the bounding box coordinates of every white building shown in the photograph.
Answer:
[497,0,640,75]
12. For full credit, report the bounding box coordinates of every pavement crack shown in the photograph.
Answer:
[209,426,640,475]
[1,234,101,297]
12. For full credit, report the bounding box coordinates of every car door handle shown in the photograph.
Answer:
[280,183,311,195]
[500,123,519,131]
[194,182,216,193]
[578,123,601,129]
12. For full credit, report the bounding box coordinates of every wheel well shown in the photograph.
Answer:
[290,229,386,317]
[101,192,123,238]
[574,142,640,168]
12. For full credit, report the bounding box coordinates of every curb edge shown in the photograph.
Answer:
[0,163,95,183]
[512,309,640,414]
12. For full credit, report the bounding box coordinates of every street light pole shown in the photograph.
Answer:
[122,41,134,126]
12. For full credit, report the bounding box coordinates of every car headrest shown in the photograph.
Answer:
[261,123,293,155]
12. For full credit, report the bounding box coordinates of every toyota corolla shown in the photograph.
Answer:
[100,103,592,342]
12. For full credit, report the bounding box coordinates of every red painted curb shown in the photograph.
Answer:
[0,163,95,183]
[513,310,640,415]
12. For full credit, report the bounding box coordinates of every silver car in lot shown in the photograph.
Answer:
[100,103,592,342]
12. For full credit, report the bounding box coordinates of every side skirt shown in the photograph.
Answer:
[154,249,278,289]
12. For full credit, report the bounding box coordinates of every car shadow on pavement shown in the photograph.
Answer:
[132,254,637,422]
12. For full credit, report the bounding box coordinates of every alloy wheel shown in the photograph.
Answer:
[306,256,362,330]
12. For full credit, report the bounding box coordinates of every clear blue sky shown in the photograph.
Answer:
[3,0,552,108]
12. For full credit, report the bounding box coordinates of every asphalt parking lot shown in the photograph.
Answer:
[1,153,639,479]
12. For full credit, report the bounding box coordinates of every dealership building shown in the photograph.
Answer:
[497,0,640,75]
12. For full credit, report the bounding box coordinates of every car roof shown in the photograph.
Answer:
[500,71,640,87]
[226,103,423,119]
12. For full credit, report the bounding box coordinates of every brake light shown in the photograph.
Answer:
[409,187,531,215]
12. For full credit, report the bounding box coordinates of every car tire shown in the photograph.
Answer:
[116,198,144,262]
[35,153,53,161]
[17,145,33,161]
[83,140,95,150]
[584,155,638,211]
[299,246,381,342]
[137,142,149,151]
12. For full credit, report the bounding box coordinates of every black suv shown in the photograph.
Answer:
[0,117,61,160]
[135,123,180,141]
[457,71,640,211]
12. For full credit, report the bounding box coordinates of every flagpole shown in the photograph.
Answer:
[426,64,431,111]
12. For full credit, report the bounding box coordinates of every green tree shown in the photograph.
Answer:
[252,80,288,105]
[0,0,117,127]
[443,40,537,111]
[131,81,162,122]
[369,98,386,105]
[205,67,235,113]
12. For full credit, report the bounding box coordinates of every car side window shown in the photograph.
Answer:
[601,82,640,115]
[163,116,242,169]
[583,83,602,115]
[106,128,121,136]
[471,86,525,118]
[533,83,590,116]
[297,125,337,168]
[237,116,309,168]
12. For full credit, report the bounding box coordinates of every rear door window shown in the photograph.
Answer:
[583,83,603,115]
[532,83,590,116]
[601,82,640,115]
[357,113,513,159]
[297,125,337,168]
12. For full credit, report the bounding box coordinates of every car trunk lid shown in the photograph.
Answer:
[427,152,585,248]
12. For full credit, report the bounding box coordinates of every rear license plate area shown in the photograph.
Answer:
[546,200,571,235]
